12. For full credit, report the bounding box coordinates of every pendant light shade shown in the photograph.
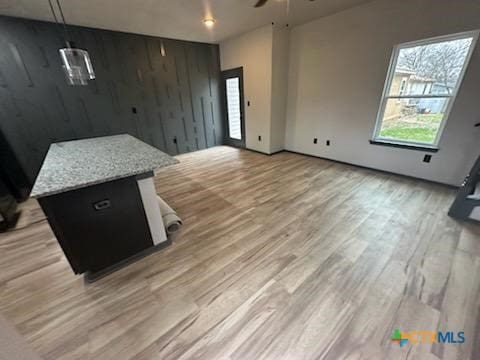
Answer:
[60,42,95,85]
[49,0,95,86]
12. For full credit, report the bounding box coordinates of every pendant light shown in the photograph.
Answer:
[48,0,95,86]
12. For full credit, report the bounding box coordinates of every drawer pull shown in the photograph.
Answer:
[93,199,111,211]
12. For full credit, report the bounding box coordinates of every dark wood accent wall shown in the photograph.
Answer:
[0,16,223,184]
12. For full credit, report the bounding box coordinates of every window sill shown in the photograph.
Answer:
[369,139,439,152]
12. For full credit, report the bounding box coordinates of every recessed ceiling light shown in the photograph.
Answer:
[203,18,216,28]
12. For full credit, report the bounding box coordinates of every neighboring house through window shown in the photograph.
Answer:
[399,78,407,95]
[372,31,478,148]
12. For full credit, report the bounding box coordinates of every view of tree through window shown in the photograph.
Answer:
[374,33,477,146]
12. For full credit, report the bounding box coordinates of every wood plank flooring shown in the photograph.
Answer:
[0,146,479,359]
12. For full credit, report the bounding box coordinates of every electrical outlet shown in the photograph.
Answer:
[258,135,262,141]
[326,140,330,146]
[423,154,432,163]
[313,138,318,144]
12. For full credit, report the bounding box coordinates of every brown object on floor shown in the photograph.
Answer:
[0,314,42,360]
[0,146,479,359]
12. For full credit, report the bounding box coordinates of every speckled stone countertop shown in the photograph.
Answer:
[30,134,179,198]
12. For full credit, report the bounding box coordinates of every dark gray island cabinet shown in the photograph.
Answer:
[30,135,179,281]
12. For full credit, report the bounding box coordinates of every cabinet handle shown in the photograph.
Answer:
[93,199,111,211]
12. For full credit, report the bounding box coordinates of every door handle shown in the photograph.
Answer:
[93,199,111,211]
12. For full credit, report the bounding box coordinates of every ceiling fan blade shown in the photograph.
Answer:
[254,0,269,8]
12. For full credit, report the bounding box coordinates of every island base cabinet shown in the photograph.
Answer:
[39,175,155,276]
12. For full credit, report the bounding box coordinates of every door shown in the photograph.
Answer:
[222,67,245,148]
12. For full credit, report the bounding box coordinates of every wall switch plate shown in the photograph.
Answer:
[326,140,330,146]
[258,135,261,141]
[313,138,318,144]
[423,154,432,163]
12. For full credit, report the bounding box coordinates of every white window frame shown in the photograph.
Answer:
[372,31,479,149]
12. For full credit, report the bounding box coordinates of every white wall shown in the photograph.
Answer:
[270,26,290,153]
[220,25,273,153]
[285,0,480,185]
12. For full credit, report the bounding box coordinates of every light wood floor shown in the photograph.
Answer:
[1,146,479,360]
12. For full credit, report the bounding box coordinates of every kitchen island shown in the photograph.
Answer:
[31,134,178,281]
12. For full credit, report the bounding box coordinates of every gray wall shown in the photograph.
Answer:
[0,16,223,184]
[220,25,273,154]
[285,0,480,186]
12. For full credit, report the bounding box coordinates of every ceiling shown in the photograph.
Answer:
[0,0,374,43]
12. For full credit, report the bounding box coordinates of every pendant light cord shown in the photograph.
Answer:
[47,0,59,24]
[48,0,63,37]
[48,0,71,47]
[55,0,69,37]
[286,0,290,27]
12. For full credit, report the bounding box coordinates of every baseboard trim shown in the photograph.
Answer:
[283,149,458,189]
[245,147,284,156]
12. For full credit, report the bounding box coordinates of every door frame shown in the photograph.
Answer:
[221,67,246,148]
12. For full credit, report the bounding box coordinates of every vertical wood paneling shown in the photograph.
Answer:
[0,15,223,182]
[37,46,49,68]
[0,71,8,88]
[8,43,34,87]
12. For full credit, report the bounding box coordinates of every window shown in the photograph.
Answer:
[226,77,242,140]
[373,31,478,149]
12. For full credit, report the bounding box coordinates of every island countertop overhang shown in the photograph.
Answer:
[30,134,179,198]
